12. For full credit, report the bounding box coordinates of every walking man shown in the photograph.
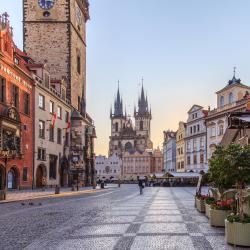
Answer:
[138,179,143,195]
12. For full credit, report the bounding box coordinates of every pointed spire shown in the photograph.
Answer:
[113,81,124,117]
[228,67,241,85]
[137,77,149,115]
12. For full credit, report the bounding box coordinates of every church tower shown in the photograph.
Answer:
[134,84,152,150]
[23,0,89,113]
[109,86,127,156]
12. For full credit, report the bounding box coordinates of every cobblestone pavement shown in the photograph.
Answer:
[0,186,248,250]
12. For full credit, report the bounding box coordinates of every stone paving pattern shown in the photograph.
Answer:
[0,186,248,250]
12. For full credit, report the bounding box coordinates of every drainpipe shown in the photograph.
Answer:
[32,83,35,189]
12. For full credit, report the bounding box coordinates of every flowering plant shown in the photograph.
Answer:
[211,198,235,210]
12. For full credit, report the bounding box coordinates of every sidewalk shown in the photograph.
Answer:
[0,184,118,204]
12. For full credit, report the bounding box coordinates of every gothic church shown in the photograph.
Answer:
[109,85,153,157]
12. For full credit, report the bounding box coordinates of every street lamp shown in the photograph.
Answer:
[0,149,16,200]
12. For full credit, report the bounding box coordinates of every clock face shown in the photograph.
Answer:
[76,6,82,25]
[38,0,55,10]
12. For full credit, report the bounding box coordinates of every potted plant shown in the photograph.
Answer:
[195,194,208,213]
[205,197,216,218]
[209,198,235,227]
[223,144,250,246]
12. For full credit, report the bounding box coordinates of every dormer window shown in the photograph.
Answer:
[229,92,234,104]
[14,57,20,65]
[44,73,50,88]
[220,96,224,107]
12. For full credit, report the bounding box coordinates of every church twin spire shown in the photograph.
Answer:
[111,79,151,118]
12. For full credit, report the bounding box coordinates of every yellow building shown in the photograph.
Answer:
[176,122,186,172]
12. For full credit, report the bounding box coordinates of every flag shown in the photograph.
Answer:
[51,112,57,128]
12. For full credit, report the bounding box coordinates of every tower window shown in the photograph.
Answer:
[115,122,118,132]
[0,76,6,103]
[12,84,19,110]
[140,121,143,131]
[77,55,81,74]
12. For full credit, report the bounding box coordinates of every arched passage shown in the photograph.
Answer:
[36,164,47,188]
[7,166,19,190]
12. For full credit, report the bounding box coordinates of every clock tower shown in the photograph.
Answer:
[23,0,89,112]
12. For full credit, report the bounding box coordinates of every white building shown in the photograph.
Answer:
[163,131,176,172]
[95,154,122,181]
[206,73,250,159]
[185,105,208,173]
[29,64,71,188]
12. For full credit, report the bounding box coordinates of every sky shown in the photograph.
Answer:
[1,0,250,156]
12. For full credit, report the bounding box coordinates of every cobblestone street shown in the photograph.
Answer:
[0,186,247,250]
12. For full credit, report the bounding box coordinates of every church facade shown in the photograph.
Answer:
[109,85,153,157]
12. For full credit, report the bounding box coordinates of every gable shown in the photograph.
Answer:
[188,104,203,114]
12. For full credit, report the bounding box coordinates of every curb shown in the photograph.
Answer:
[0,189,105,204]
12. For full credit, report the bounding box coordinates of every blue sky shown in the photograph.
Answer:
[1,0,250,155]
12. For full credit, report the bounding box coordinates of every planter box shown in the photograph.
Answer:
[225,220,250,246]
[210,209,231,227]
[196,197,205,213]
[205,203,211,218]
[243,201,250,216]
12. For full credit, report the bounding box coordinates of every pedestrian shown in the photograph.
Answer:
[138,179,143,195]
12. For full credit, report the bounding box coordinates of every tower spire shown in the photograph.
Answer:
[113,82,123,117]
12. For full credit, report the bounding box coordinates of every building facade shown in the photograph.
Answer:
[122,150,153,180]
[23,0,96,186]
[95,154,122,181]
[206,73,250,159]
[163,131,176,172]
[0,13,34,190]
[176,122,186,172]
[151,148,164,174]
[185,105,208,173]
[29,64,71,188]
[109,85,153,157]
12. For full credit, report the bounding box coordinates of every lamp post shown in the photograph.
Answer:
[1,149,10,200]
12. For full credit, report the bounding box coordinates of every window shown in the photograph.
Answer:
[200,137,204,147]
[23,92,30,115]
[193,139,197,149]
[37,147,46,161]
[115,122,118,132]
[211,127,216,137]
[220,96,224,107]
[187,156,191,165]
[49,101,54,114]
[190,127,192,134]
[0,76,6,103]
[39,120,45,138]
[193,126,196,133]
[229,92,234,104]
[12,84,19,109]
[65,111,69,123]
[193,155,197,164]
[57,106,62,119]
[197,124,200,132]
[49,154,57,179]
[23,168,28,181]
[57,128,62,144]
[49,125,54,142]
[200,154,204,163]
[140,121,143,130]
[218,125,224,136]
[77,55,81,74]
[78,96,81,111]
[39,94,45,109]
